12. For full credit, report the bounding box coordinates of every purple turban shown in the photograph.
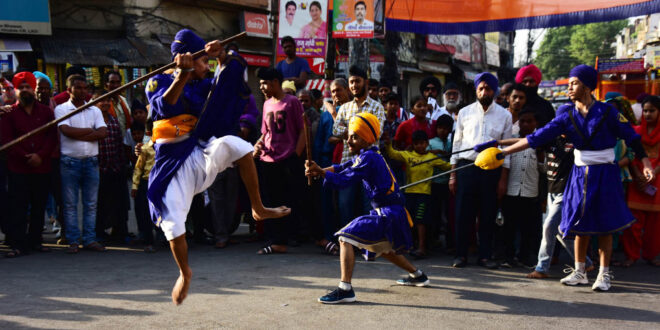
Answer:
[171,29,206,59]
[474,72,499,94]
[569,65,598,90]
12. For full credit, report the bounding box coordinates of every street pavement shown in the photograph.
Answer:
[1,222,658,330]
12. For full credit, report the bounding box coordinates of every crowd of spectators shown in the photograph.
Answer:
[0,41,658,279]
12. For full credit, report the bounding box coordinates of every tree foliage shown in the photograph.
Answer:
[535,26,577,80]
[535,20,627,80]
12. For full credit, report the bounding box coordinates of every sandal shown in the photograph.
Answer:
[33,245,51,253]
[84,241,106,252]
[143,245,156,253]
[257,245,286,255]
[257,246,275,255]
[5,249,22,258]
[612,259,635,268]
[324,242,339,256]
[67,244,80,254]
[647,259,660,267]
[409,250,427,260]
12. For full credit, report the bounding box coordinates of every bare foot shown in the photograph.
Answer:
[526,271,548,279]
[172,269,192,305]
[252,206,291,221]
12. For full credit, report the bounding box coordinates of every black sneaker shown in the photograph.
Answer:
[396,273,430,287]
[318,287,356,304]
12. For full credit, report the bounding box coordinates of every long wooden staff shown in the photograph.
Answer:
[302,112,313,186]
[0,31,247,153]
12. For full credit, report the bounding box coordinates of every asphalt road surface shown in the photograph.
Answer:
[1,223,658,329]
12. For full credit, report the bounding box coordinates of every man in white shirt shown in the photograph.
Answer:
[420,76,447,122]
[345,1,374,31]
[449,72,512,269]
[55,74,108,253]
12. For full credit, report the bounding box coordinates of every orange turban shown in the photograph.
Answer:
[348,112,380,144]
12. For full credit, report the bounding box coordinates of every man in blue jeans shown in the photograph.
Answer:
[54,74,108,253]
[527,124,592,278]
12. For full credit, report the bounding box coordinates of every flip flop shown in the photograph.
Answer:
[324,242,339,256]
[257,245,285,255]
[5,249,22,258]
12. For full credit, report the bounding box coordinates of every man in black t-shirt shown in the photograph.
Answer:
[527,133,593,278]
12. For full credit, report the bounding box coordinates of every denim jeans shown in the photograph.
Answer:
[60,155,100,246]
[535,192,592,273]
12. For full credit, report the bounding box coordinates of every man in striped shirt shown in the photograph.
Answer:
[332,65,385,226]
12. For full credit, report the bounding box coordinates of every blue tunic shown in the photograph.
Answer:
[324,146,413,254]
[145,54,250,222]
[527,101,641,236]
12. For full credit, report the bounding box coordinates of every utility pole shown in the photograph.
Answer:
[349,39,369,73]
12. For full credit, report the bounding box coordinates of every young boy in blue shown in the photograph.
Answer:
[494,64,655,292]
[428,115,453,248]
[305,112,429,304]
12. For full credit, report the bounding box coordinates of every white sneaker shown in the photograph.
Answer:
[560,267,588,286]
[592,272,612,291]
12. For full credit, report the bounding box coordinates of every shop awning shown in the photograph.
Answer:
[418,60,451,74]
[457,64,479,81]
[0,39,32,52]
[41,37,170,67]
[384,0,659,35]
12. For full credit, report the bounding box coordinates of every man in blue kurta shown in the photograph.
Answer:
[146,29,290,305]
[487,64,655,292]
[305,112,430,304]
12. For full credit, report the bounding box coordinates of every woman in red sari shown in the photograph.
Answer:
[622,96,660,267]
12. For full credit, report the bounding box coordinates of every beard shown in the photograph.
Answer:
[524,85,539,97]
[352,85,366,98]
[477,95,493,108]
[19,92,35,106]
[443,95,461,112]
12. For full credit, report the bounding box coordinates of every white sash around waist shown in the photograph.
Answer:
[574,148,615,166]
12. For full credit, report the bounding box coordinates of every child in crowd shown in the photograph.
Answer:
[428,114,454,248]
[132,118,158,252]
[622,96,660,267]
[394,96,434,150]
[501,109,543,267]
[124,100,150,164]
[381,93,405,184]
[386,130,451,258]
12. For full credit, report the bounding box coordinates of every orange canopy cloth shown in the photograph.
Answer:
[380,0,659,34]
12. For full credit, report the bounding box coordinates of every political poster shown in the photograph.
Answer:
[277,0,328,57]
[332,0,375,38]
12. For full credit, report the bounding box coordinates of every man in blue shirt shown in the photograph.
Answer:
[276,36,311,90]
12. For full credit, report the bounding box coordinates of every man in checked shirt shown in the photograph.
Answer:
[332,65,385,227]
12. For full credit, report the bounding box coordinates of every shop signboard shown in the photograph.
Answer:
[597,58,645,74]
[426,35,471,62]
[242,12,270,38]
[0,1,51,35]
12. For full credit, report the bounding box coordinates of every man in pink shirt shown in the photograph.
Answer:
[254,68,306,255]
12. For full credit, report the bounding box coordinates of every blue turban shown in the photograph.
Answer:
[171,29,206,59]
[569,64,598,90]
[604,91,622,101]
[32,71,52,88]
[474,72,499,94]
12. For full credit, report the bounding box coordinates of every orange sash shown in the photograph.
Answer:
[152,114,198,141]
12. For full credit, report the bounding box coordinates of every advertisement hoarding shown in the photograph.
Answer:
[278,0,328,57]
[332,0,375,38]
